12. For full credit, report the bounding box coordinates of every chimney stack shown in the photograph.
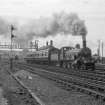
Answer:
[35,40,38,51]
[50,40,53,46]
[46,41,48,46]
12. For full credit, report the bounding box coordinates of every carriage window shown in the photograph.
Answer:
[45,52,47,56]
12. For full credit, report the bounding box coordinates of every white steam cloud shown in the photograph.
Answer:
[0,12,87,46]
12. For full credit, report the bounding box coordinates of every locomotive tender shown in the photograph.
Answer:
[24,39,95,70]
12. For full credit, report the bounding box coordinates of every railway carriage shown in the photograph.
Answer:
[24,45,59,65]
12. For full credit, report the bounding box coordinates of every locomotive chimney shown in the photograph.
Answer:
[46,41,48,46]
[50,40,53,46]
[80,27,87,48]
[82,35,86,48]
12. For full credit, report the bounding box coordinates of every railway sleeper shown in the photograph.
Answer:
[73,78,105,91]
[77,83,97,92]
[83,85,103,93]
[95,95,104,101]
[80,88,86,93]
[78,89,85,93]
[62,82,67,86]
[83,90,92,95]
[94,95,105,101]
[95,95,100,99]
[66,81,105,101]
[102,97,105,101]
[76,88,81,91]
[66,88,72,91]
[66,84,77,91]
[56,80,62,84]
[91,93,105,101]
[97,88,105,92]
[63,84,71,89]
[87,85,105,93]
[89,92,97,97]
[98,78,104,81]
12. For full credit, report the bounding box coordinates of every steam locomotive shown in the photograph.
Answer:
[24,39,95,70]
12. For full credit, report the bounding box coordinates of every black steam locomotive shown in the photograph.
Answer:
[59,46,94,70]
[24,39,95,70]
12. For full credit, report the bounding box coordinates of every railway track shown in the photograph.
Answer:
[95,63,105,72]
[14,62,105,82]
[12,62,105,101]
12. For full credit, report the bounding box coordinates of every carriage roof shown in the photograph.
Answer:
[26,45,59,56]
[38,45,59,51]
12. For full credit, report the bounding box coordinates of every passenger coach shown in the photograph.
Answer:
[24,40,59,65]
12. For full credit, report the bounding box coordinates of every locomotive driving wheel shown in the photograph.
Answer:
[71,63,75,69]
[81,64,86,70]
[67,63,71,69]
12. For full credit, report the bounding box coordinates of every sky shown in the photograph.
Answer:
[0,0,105,55]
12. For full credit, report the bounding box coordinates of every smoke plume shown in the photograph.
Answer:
[0,17,10,35]
[0,12,87,47]
[16,12,87,40]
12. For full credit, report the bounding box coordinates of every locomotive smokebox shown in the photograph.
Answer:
[50,40,53,46]
[82,35,86,48]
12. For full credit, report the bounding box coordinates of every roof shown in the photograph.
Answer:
[60,46,74,49]
[38,45,59,51]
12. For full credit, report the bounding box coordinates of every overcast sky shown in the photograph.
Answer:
[0,0,105,55]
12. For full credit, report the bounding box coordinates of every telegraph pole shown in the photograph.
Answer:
[35,40,39,51]
[98,40,101,62]
[102,42,104,63]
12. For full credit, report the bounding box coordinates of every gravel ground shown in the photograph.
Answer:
[0,65,40,105]
[14,70,105,105]
[0,87,8,105]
